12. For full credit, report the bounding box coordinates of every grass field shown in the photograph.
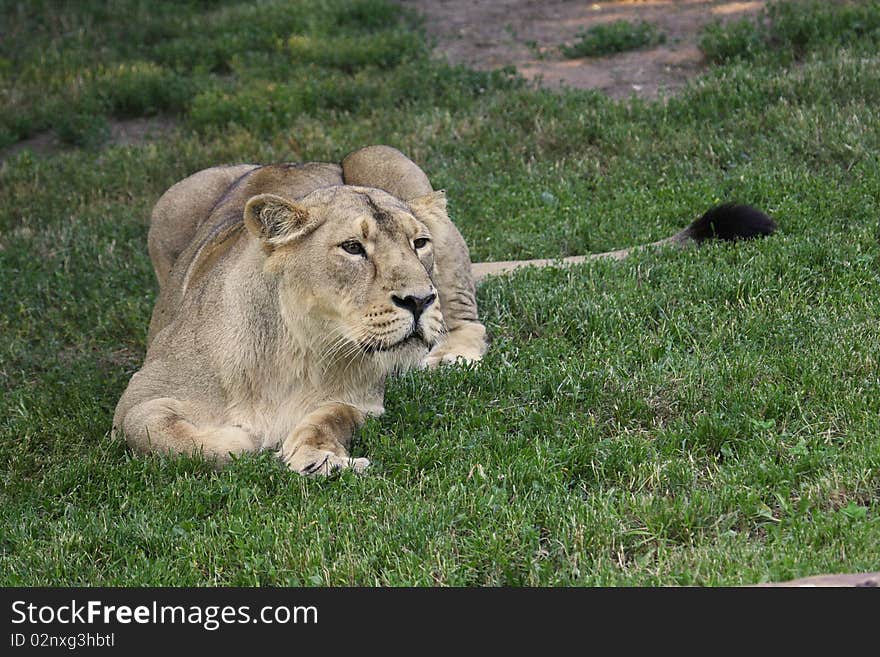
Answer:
[1,0,878,586]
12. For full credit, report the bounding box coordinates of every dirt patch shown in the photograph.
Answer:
[400,0,766,99]
[754,571,880,587]
[107,116,177,147]
[0,131,60,162]
[0,116,178,164]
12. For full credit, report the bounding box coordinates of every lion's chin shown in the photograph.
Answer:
[368,334,433,375]
[361,331,434,354]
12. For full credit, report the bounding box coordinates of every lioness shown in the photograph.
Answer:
[113,145,774,474]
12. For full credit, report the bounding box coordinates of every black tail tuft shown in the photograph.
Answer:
[685,203,776,243]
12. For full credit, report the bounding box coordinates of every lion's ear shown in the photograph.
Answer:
[243,193,316,246]
[408,190,448,219]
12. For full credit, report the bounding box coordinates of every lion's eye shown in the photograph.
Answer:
[340,240,366,256]
[413,237,430,250]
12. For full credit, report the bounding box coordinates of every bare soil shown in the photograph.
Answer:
[755,571,880,587]
[0,116,177,164]
[400,0,766,99]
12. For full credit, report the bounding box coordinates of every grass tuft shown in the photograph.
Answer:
[561,20,665,59]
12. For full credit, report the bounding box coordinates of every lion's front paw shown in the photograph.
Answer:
[287,448,370,476]
[423,323,487,369]
[422,349,483,369]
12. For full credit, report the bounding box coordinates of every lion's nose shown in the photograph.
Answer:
[391,292,437,322]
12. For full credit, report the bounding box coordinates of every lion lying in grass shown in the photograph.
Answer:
[113,146,774,474]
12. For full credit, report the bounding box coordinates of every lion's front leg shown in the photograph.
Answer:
[279,403,370,476]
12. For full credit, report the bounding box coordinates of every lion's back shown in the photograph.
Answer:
[148,164,259,290]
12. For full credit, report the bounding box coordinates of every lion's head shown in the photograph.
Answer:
[243,185,447,373]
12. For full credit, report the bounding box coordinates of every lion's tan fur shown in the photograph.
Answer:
[114,146,488,474]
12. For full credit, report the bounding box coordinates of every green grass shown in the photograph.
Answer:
[1,0,879,586]
[560,20,665,59]
[701,0,880,64]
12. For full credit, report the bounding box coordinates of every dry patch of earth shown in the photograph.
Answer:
[401,0,766,98]
[0,116,177,164]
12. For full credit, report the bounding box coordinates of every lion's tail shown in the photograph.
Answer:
[471,203,776,283]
